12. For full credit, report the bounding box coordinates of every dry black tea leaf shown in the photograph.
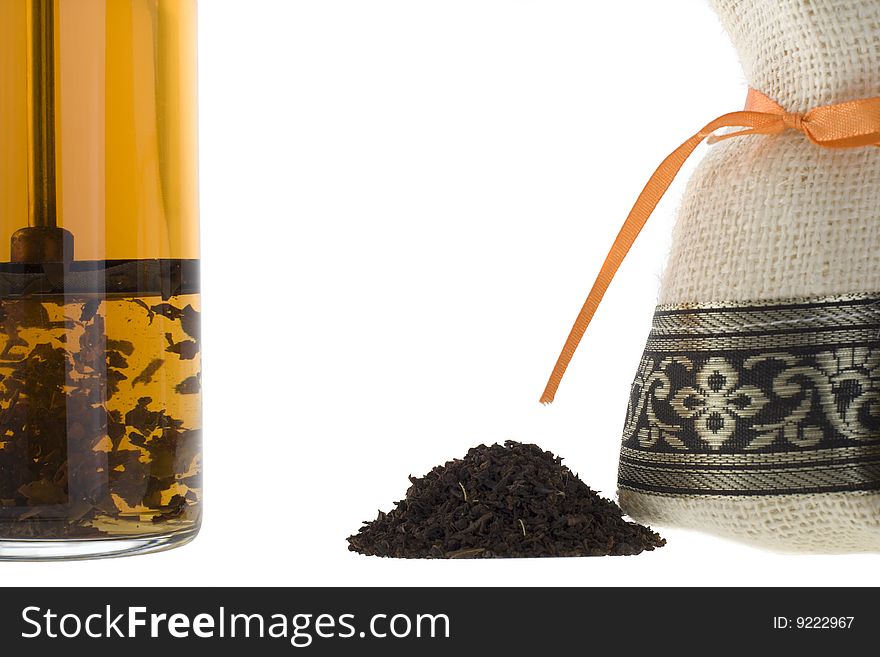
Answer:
[348,441,665,558]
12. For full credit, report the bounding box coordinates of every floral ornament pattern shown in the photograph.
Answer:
[670,357,769,450]
[623,356,688,450]
[618,294,880,496]
[815,347,880,441]
[623,348,880,453]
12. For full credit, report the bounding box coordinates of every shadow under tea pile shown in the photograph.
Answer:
[348,441,664,558]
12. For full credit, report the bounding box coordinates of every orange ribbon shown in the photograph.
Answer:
[540,89,880,404]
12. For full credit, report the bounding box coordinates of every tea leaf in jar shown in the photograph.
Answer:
[80,299,101,322]
[164,333,198,360]
[132,358,165,387]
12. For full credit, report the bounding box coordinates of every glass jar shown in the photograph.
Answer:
[0,0,201,559]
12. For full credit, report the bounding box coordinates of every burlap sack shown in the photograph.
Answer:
[617,0,880,552]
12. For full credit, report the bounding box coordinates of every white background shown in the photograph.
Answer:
[7,0,880,586]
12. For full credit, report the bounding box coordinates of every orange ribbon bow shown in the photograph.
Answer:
[540,89,880,404]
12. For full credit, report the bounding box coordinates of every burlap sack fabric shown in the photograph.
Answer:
[617,0,880,552]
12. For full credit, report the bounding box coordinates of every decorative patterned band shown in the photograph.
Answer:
[618,294,880,496]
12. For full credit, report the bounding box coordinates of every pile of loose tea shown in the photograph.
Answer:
[348,441,665,558]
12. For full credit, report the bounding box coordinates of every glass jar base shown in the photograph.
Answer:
[0,527,199,561]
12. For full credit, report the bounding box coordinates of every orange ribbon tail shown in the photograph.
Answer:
[540,90,880,404]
